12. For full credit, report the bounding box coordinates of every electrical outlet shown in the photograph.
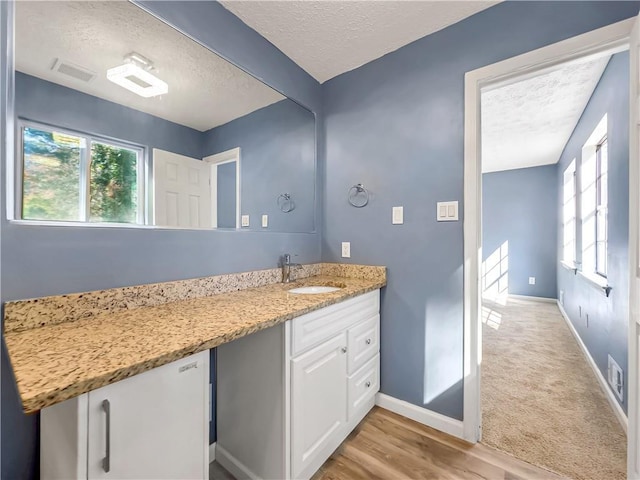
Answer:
[392,206,404,225]
[241,215,250,227]
[528,277,536,285]
[261,214,268,228]
[341,242,351,258]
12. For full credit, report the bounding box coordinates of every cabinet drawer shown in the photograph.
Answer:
[347,314,379,375]
[348,354,379,420]
[292,290,379,356]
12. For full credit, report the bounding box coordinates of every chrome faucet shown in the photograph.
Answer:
[281,253,301,283]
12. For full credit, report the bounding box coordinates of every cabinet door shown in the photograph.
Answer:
[87,351,209,480]
[291,333,348,479]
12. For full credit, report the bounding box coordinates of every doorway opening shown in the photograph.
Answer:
[463,16,640,480]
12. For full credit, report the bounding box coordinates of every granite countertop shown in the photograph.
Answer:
[4,270,385,414]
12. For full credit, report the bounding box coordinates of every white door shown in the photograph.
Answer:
[86,352,209,480]
[291,333,348,479]
[153,149,211,228]
[629,11,640,480]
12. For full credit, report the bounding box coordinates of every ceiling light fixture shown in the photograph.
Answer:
[107,52,168,98]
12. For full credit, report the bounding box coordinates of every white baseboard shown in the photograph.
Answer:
[557,301,628,433]
[509,294,557,304]
[215,443,260,480]
[209,442,216,463]
[375,393,464,439]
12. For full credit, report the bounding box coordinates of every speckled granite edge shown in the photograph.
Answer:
[3,264,319,333]
[6,275,386,413]
[3,263,385,333]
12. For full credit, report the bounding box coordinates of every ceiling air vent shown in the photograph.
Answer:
[51,59,96,83]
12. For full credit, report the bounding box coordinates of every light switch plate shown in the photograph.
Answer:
[437,201,459,221]
[341,242,351,258]
[261,214,268,228]
[241,215,250,227]
[392,206,404,225]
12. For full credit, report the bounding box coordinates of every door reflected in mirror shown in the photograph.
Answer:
[13,1,316,233]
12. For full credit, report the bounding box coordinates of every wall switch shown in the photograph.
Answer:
[436,201,459,221]
[528,277,536,285]
[241,215,250,227]
[341,242,351,258]
[261,214,268,228]
[392,206,404,225]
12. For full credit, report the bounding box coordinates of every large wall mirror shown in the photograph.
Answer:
[13,1,316,233]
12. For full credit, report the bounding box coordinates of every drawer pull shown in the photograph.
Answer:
[365,381,371,388]
[341,347,348,354]
[366,338,372,345]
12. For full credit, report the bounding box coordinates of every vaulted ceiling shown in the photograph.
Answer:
[220,1,499,83]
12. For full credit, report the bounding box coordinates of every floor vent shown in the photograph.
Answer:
[51,59,96,83]
[607,354,624,402]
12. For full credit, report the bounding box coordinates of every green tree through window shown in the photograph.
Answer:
[22,127,82,221]
[90,142,138,223]
[21,123,142,224]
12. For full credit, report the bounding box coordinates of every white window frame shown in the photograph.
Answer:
[562,158,578,268]
[579,114,610,288]
[595,135,608,277]
[17,119,146,225]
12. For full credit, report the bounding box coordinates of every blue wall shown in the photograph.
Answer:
[16,72,203,161]
[0,2,321,478]
[483,165,558,299]
[203,100,316,233]
[557,52,630,412]
[217,161,237,229]
[322,1,639,420]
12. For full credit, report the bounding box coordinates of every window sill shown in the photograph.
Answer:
[560,261,578,274]
[8,219,155,229]
[578,271,612,297]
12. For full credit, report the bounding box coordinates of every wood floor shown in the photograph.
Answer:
[312,407,567,480]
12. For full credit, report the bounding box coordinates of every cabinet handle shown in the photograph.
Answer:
[366,338,372,345]
[102,399,111,473]
[341,347,347,354]
[365,381,371,388]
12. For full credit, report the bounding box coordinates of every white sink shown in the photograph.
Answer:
[288,286,341,294]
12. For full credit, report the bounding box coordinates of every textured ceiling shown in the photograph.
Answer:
[481,56,610,173]
[15,1,284,132]
[220,1,499,83]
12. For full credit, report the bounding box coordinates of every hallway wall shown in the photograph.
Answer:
[556,52,630,413]
[483,165,558,299]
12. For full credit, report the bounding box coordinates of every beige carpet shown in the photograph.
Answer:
[481,296,626,480]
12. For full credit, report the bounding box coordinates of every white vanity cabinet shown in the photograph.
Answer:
[40,351,210,480]
[216,290,381,480]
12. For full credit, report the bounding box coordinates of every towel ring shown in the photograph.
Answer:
[277,193,295,213]
[348,184,369,208]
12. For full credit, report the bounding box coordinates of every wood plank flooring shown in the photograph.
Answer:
[313,407,568,480]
